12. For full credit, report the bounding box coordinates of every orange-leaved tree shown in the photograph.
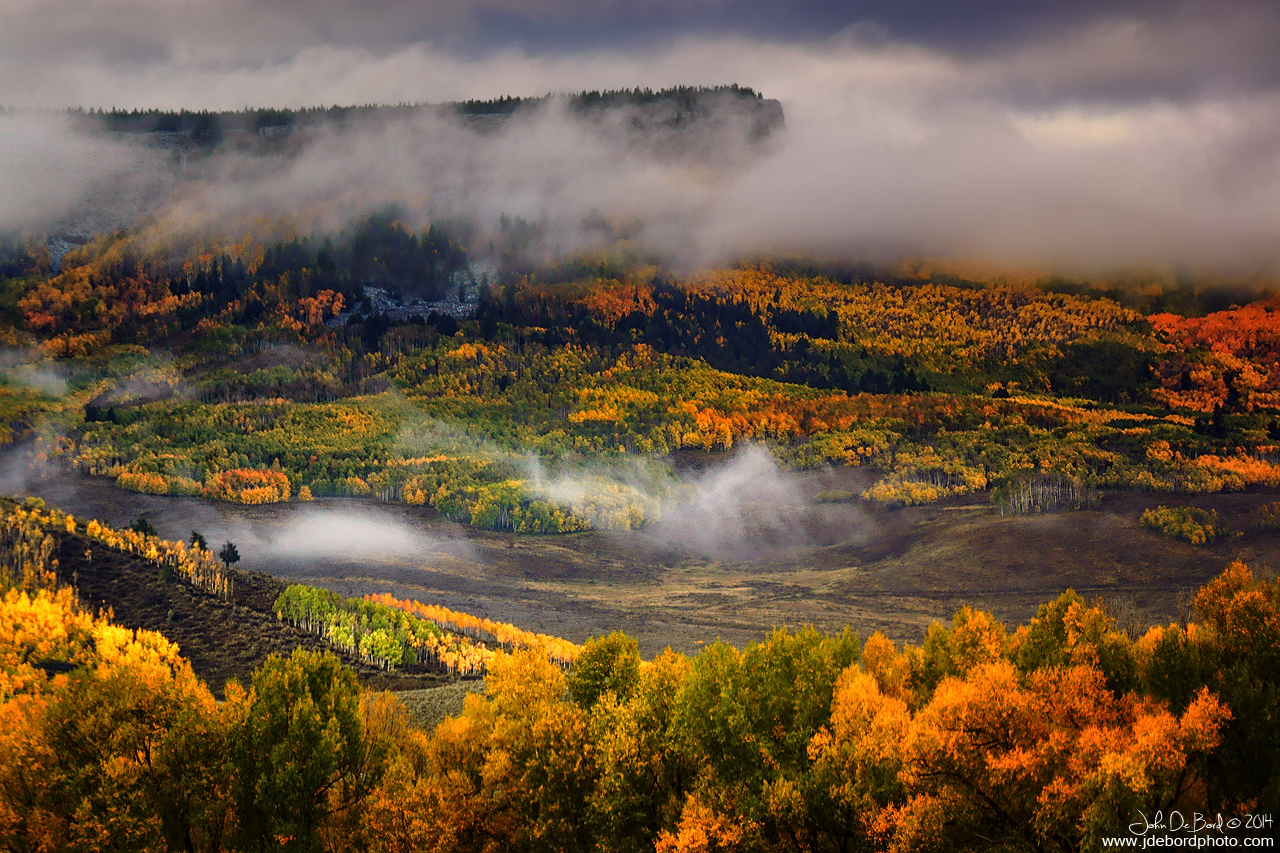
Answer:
[898,660,1228,852]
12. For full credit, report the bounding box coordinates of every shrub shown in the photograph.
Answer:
[863,478,946,506]
[1140,505,1231,545]
[203,469,291,504]
[340,476,372,497]
[117,470,170,495]
[117,471,204,497]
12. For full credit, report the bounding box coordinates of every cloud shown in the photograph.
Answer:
[0,351,68,397]
[0,0,740,102]
[0,113,150,232]
[172,504,478,571]
[702,74,1280,269]
[4,4,1280,271]
[5,1,1280,109]
[142,95,773,268]
[984,3,1280,105]
[520,444,868,559]
[645,444,813,558]
[252,505,468,562]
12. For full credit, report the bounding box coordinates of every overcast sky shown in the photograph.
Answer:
[2,0,1279,270]
[0,0,1274,109]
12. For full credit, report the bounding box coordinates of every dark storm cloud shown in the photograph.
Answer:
[981,1,1280,105]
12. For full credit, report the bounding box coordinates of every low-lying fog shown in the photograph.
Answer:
[1,443,867,572]
[0,443,1245,655]
[641,444,874,560]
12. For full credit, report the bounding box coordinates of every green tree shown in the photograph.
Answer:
[568,631,641,709]
[1191,562,1280,812]
[911,606,1009,703]
[804,666,910,853]
[670,627,860,847]
[190,530,208,551]
[131,515,157,538]
[231,648,385,853]
[1011,591,1136,695]
[426,647,598,853]
[358,628,403,670]
[589,648,693,853]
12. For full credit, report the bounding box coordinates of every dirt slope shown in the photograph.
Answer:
[48,525,459,697]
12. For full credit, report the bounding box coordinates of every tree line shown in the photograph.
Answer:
[56,85,776,145]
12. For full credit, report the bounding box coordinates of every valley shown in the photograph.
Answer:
[13,457,1274,658]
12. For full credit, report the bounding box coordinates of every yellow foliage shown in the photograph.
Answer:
[899,659,1230,850]
[367,593,580,669]
[4,503,232,601]
[859,632,913,703]
[1191,453,1280,489]
[203,468,291,504]
[655,797,757,853]
[0,588,96,699]
[1140,505,1230,545]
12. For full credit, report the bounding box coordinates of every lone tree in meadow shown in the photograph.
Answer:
[219,541,240,569]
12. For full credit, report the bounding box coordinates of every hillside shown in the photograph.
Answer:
[3,530,1276,851]
[0,497,463,696]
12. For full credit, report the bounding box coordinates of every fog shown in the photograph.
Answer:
[0,436,852,567]
[0,444,478,571]
[521,453,668,522]
[0,351,69,398]
[144,504,477,571]
[645,444,827,559]
[4,6,1280,272]
[238,505,477,566]
[0,113,146,234]
[147,99,754,265]
[523,444,869,559]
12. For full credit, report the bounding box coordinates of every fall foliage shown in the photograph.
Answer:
[2,221,1278,531]
[2,548,1276,851]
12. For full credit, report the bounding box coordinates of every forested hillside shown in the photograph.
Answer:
[2,217,1277,535]
[65,84,781,145]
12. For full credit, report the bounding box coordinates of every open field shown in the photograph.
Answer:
[12,456,1277,659]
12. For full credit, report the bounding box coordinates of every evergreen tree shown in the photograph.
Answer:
[218,541,240,569]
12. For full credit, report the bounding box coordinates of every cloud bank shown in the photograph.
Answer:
[522,445,867,559]
[2,1,1279,271]
[252,506,468,562]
